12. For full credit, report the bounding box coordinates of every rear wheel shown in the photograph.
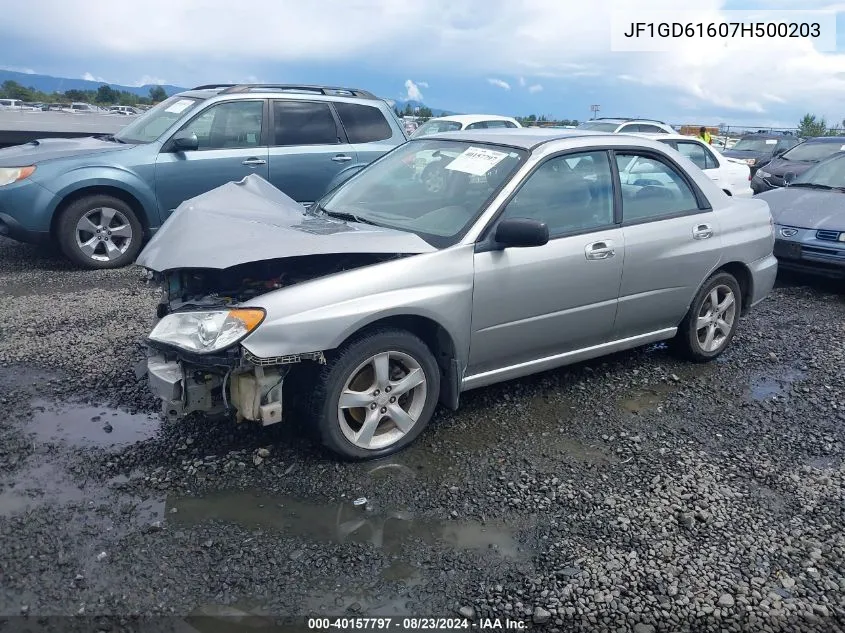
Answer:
[672,271,741,362]
[56,194,143,269]
[308,328,440,460]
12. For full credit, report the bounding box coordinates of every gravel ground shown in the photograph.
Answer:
[1,235,844,632]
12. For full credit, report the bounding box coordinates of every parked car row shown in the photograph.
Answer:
[0,82,839,460]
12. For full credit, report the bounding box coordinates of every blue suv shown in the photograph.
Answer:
[0,84,407,268]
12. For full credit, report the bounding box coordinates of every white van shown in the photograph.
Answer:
[0,99,23,110]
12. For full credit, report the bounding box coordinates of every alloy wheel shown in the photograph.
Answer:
[695,284,736,353]
[336,350,428,450]
[75,207,134,263]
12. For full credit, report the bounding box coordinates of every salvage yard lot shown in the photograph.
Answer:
[0,235,844,632]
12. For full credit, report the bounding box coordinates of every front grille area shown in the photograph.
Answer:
[803,245,844,258]
[816,229,841,242]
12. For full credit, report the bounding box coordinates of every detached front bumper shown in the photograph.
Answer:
[146,353,226,420]
[145,345,290,426]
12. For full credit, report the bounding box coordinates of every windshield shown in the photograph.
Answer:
[316,139,527,247]
[115,95,203,144]
[793,154,845,187]
[782,140,845,162]
[411,120,462,138]
[731,137,778,152]
[576,121,619,132]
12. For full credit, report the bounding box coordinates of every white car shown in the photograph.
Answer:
[576,118,676,135]
[411,114,521,138]
[626,133,753,198]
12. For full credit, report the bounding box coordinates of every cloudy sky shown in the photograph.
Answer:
[2,0,845,126]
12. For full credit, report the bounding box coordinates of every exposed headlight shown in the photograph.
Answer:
[756,170,771,179]
[839,233,845,242]
[148,308,265,353]
[745,158,757,166]
[0,166,36,187]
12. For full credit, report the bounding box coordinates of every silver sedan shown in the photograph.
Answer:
[139,129,778,460]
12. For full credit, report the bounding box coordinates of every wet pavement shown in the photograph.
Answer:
[1,236,845,631]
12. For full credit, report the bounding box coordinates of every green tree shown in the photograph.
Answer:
[64,89,88,102]
[0,80,34,100]
[402,103,413,116]
[797,113,827,138]
[95,84,118,104]
[149,85,167,102]
[417,106,432,119]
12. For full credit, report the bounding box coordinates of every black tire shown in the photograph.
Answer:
[671,271,742,362]
[307,328,441,461]
[56,194,144,269]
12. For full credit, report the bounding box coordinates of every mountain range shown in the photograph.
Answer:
[0,69,452,115]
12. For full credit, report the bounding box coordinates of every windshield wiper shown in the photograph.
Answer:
[316,207,379,226]
[788,182,845,192]
[98,134,125,144]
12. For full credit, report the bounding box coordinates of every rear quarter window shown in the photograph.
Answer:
[333,102,393,143]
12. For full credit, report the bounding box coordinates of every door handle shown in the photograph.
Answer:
[332,154,353,162]
[585,240,616,260]
[693,224,713,240]
[242,158,266,166]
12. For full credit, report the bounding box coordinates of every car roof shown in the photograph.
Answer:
[424,128,612,150]
[429,114,518,125]
[801,136,845,143]
[740,133,792,138]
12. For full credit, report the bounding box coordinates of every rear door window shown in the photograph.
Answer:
[333,102,393,143]
[273,100,341,146]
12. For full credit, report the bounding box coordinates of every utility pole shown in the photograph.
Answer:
[590,104,600,120]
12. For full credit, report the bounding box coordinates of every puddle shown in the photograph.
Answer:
[25,399,160,448]
[619,383,675,415]
[0,365,63,392]
[749,369,805,401]
[167,490,524,558]
[0,458,164,523]
[185,604,284,633]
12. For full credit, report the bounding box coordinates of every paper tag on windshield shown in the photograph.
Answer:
[165,99,194,114]
[445,146,509,176]
[765,139,777,145]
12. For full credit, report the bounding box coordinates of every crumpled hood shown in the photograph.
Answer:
[0,136,132,167]
[757,186,845,231]
[136,174,437,272]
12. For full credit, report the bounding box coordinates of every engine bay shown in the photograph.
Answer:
[151,252,405,316]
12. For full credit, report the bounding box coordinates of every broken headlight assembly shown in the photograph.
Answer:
[148,308,265,353]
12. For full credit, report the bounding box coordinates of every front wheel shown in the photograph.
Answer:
[56,194,144,269]
[672,271,742,362]
[308,328,441,460]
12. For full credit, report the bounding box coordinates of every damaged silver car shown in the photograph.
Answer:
[139,130,778,460]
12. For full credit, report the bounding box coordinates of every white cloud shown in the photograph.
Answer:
[518,76,526,87]
[528,84,543,93]
[82,72,108,83]
[4,0,845,118]
[417,81,429,88]
[133,75,169,86]
[403,79,424,101]
[0,65,35,74]
[488,78,511,90]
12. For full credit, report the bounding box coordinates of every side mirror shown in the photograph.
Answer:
[783,171,796,186]
[171,131,199,152]
[494,217,549,248]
